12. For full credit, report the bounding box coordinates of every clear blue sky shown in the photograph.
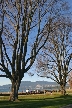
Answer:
[0,74,52,85]
[0,0,72,85]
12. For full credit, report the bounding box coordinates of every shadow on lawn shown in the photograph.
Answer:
[0,95,72,108]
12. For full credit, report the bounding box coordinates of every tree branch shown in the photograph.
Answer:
[0,63,12,79]
[2,42,12,67]
[0,75,9,78]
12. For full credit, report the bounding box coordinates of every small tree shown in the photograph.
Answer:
[36,17,72,95]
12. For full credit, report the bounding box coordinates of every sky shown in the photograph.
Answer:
[0,73,52,85]
[0,0,72,86]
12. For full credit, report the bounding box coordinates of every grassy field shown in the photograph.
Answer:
[0,94,72,108]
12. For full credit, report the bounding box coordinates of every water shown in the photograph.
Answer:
[0,88,58,93]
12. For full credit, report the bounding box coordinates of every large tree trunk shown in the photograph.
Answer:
[60,85,66,95]
[9,80,19,101]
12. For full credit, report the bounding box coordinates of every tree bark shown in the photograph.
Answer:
[60,85,66,95]
[9,80,19,101]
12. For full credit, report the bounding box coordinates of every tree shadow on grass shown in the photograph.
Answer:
[0,95,72,108]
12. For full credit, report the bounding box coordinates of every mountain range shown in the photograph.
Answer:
[0,81,69,92]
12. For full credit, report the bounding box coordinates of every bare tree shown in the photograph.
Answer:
[0,0,60,101]
[36,16,72,95]
[0,0,4,59]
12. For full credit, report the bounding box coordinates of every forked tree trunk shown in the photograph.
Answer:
[9,80,19,101]
[60,85,66,95]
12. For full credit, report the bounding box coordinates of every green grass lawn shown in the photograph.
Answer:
[0,94,72,108]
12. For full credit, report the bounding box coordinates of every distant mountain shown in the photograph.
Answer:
[20,81,58,87]
[20,81,59,91]
[0,81,69,92]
